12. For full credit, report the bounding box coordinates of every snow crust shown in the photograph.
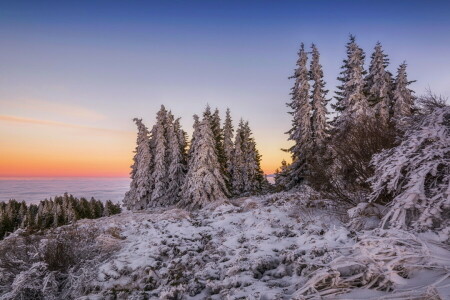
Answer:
[69,192,450,299]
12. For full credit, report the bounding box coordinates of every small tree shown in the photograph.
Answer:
[274,159,289,189]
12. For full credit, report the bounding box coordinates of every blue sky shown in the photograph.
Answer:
[1,0,449,175]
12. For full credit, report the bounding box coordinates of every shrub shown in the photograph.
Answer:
[308,115,397,206]
[369,95,450,235]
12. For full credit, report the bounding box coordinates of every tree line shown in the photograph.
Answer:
[0,193,121,239]
[123,105,269,211]
[276,35,416,205]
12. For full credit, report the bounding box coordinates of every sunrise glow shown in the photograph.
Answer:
[1,1,448,178]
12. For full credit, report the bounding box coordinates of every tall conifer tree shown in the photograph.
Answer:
[179,111,229,209]
[211,108,227,175]
[150,105,169,206]
[333,35,368,130]
[223,108,234,179]
[284,43,311,188]
[309,44,329,146]
[123,118,153,210]
[166,112,186,204]
[365,42,393,124]
[188,114,200,159]
[242,122,265,194]
[231,119,246,195]
[392,62,415,119]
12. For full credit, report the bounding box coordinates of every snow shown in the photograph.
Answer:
[90,194,355,299]
[1,191,442,299]
[370,105,450,235]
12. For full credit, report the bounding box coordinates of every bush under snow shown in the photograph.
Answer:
[369,104,450,238]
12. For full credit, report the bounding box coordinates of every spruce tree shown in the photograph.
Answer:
[242,122,265,194]
[175,117,188,166]
[211,108,227,174]
[123,118,153,210]
[392,62,415,119]
[223,108,234,182]
[309,44,329,146]
[365,42,393,124]
[231,119,246,195]
[274,159,289,188]
[284,43,311,188]
[166,112,186,204]
[203,104,212,120]
[179,113,229,210]
[188,114,200,159]
[333,35,368,130]
[150,105,169,206]
[202,106,226,175]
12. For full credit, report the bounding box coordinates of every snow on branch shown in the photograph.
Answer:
[369,102,450,236]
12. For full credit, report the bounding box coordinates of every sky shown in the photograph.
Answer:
[1,0,449,177]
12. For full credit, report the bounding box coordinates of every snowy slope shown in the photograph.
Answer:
[1,191,450,299]
[79,192,450,299]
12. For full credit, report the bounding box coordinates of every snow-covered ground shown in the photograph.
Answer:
[2,191,450,299]
[84,192,450,299]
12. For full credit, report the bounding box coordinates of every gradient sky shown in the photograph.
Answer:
[1,0,450,177]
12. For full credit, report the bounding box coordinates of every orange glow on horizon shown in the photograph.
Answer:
[0,144,285,178]
[0,114,289,178]
[0,148,132,178]
[0,154,282,178]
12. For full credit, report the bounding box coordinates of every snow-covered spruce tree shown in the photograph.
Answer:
[230,120,265,195]
[392,62,416,120]
[333,35,368,131]
[123,118,153,210]
[202,104,212,120]
[274,159,289,188]
[175,117,188,167]
[211,108,227,175]
[364,42,393,124]
[242,121,265,194]
[369,98,450,235]
[188,114,200,159]
[165,112,186,204]
[223,108,234,180]
[284,43,312,189]
[178,115,229,210]
[231,119,246,195]
[149,105,169,206]
[309,44,329,146]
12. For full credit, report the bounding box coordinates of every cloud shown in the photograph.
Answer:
[0,115,132,135]
[0,99,106,121]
